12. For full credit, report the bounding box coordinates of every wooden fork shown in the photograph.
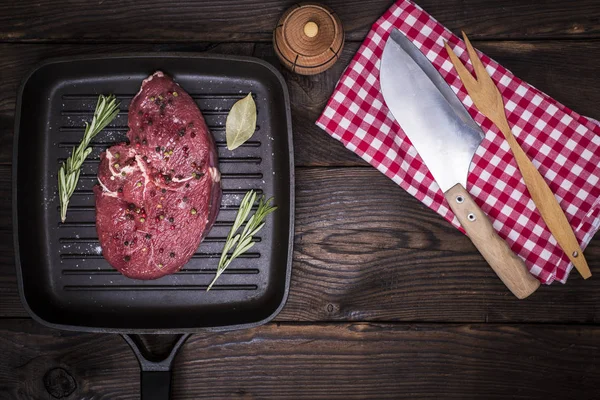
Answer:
[444,32,591,280]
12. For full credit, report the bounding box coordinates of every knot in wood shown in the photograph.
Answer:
[43,367,77,399]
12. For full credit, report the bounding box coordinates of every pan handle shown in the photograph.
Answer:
[122,333,191,400]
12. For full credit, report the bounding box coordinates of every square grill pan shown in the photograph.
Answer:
[13,54,294,333]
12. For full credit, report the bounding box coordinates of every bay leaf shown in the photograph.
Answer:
[226,92,257,150]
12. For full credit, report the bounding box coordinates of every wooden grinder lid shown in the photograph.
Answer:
[273,3,344,75]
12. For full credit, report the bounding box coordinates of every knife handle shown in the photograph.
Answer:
[445,184,540,299]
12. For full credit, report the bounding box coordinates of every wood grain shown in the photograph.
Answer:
[273,3,345,75]
[3,40,600,167]
[445,184,540,299]
[1,0,600,43]
[446,34,592,279]
[0,41,360,168]
[2,165,599,322]
[2,1,600,398]
[0,318,599,399]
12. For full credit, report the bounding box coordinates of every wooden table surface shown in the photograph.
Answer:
[2,1,600,399]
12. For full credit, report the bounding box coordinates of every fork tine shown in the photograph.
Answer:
[444,41,478,91]
[461,31,491,84]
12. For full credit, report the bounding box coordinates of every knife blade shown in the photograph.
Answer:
[380,29,540,298]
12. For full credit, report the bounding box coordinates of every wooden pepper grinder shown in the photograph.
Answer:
[273,3,344,75]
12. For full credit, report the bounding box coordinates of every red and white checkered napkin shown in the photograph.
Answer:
[316,0,600,284]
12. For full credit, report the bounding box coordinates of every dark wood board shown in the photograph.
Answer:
[2,166,599,322]
[3,0,600,397]
[2,40,600,168]
[1,319,599,399]
[1,0,600,43]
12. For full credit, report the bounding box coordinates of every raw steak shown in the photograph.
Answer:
[94,71,221,279]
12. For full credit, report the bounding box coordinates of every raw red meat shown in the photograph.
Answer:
[94,71,221,279]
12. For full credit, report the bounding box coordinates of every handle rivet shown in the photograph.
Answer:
[467,213,476,222]
[456,195,464,203]
[572,251,579,258]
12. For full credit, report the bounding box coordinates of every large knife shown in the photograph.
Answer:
[380,29,540,299]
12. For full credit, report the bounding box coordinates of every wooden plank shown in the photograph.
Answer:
[0,318,599,399]
[3,165,600,321]
[2,40,600,167]
[1,0,600,43]
[0,41,361,168]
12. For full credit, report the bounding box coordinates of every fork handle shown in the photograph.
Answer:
[496,120,591,279]
[445,184,540,299]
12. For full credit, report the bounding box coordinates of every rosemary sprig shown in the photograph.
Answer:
[58,95,120,222]
[208,190,277,291]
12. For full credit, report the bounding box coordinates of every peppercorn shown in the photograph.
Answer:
[185,183,190,188]
[158,263,163,268]
[173,92,178,97]
[190,208,197,215]
[161,188,166,193]
[124,255,131,262]
[182,197,188,203]
[155,146,161,152]
[142,139,147,145]
[145,233,152,239]
[118,187,123,193]
[178,128,185,137]
[168,217,174,223]
[113,163,120,169]
[128,203,135,210]
[140,217,146,223]
[147,120,153,126]
[170,252,175,258]
[150,96,155,101]
[114,152,120,159]
[124,241,129,246]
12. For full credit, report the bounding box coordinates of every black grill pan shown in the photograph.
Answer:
[13,54,294,399]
